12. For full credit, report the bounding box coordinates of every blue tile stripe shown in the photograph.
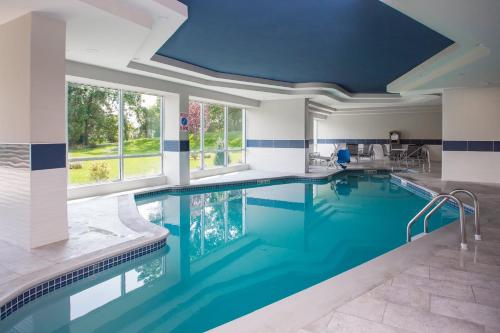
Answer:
[30,143,67,171]
[246,139,309,148]
[247,197,305,211]
[0,239,166,322]
[318,139,442,145]
[164,140,190,152]
[443,140,500,152]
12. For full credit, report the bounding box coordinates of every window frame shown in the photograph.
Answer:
[189,101,246,172]
[67,82,164,187]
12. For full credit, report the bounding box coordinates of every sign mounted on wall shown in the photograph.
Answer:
[180,112,189,131]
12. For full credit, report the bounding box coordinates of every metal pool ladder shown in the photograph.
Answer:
[406,189,481,250]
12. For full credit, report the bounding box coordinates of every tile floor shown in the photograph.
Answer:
[0,195,166,306]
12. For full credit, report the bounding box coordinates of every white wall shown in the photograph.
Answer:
[246,99,308,173]
[442,87,500,183]
[316,108,443,161]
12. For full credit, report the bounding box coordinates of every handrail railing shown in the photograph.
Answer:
[407,194,467,250]
[423,189,481,240]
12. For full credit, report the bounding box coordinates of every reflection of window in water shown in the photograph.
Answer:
[190,189,246,262]
[69,258,165,321]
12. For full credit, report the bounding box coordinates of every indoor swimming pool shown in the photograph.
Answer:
[0,171,460,333]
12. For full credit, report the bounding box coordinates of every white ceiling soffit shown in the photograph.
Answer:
[308,101,337,113]
[310,112,329,120]
[0,0,187,73]
[332,105,442,116]
[383,0,500,94]
[308,108,332,117]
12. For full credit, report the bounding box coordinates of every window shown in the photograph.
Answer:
[67,83,162,186]
[188,101,245,171]
[227,107,244,165]
[122,91,162,179]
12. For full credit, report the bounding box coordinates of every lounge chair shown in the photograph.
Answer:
[405,145,422,165]
[389,144,405,161]
[347,144,359,163]
[382,144,390,158]
[359,144,374,160]
[312,152,336,168]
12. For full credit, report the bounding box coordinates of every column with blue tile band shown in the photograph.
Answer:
[0,13,68,249]
[162,93,190,185]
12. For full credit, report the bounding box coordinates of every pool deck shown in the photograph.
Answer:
[1,161,499,332]
[0,195,168,307]
[212,163,500,333]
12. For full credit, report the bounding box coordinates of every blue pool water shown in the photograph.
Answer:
[1,172,459,333]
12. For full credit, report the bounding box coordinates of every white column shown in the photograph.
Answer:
[163,93,190,185]
[0,13,68,249]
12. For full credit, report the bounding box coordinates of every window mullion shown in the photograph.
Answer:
[224,105,228,167]
[243,108,246,164]
[118,89,124,180]
[200,102,205,170]
[160,96,164,175]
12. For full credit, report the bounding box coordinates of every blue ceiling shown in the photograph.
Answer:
[156,0,453,93]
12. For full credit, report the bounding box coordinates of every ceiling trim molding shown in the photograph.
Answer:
[66,60,261,108]
[332,105,442,116]
[128,58,440,107]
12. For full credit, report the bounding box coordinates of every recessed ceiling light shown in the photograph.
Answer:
[86,48,98,53]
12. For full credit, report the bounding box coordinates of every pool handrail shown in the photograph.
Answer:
[423,189,481,241]
[406,193,467,250]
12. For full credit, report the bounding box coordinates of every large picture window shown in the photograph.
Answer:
[68,83,162,186]
[188,101,245,171]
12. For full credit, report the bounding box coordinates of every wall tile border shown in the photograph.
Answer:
[31,143,67,171]
[0,239,166,322]
[317,139,442,145]
[0,143,66,171]
[443,140,500,152]
[246,139,309,148]
[0,144,30,170]
[163,140,190,152]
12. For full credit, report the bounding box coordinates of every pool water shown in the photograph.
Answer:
[1,172,459,333]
